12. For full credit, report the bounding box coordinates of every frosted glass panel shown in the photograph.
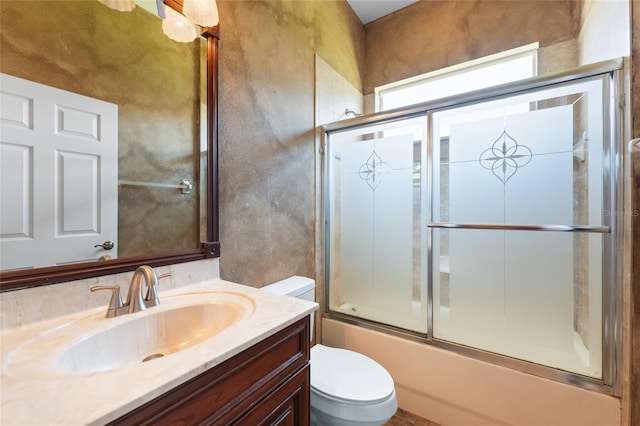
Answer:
[327,117,428,332]
[434,229,602,378]
[448,106,573,223]
[431,78,606,378]
[339,172,374,308]
[326,71,615,383]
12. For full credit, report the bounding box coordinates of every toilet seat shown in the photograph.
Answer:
[260,278,397,426]
[310,344,395,404]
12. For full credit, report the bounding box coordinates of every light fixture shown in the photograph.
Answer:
[182,0,219,27]
[98,0,136,12]
[162,6,198,43]
[97,0,209,43]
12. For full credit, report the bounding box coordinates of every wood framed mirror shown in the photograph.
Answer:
[0,0,220,292]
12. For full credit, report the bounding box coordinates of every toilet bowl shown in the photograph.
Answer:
[310,344,397,426]
[262,276,398,426]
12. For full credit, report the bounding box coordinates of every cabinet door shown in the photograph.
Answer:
[234,365,310,426]
[110,318,310,426]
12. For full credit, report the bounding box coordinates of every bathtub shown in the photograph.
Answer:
[321,318,620,426]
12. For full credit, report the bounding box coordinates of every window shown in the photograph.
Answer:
[376,43,538,112]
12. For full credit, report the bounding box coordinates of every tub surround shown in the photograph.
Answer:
[322,318,620,426]
[0,263,318,425]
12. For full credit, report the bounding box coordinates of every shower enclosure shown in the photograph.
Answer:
[323,59,623,391]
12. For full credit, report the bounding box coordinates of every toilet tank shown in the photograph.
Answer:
[262,276,315,339]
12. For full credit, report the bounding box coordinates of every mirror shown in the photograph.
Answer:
[0,0,219,291]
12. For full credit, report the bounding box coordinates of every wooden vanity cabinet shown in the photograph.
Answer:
[110,317,310,426]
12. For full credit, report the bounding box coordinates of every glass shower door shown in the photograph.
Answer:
[326,117,428,333]
[430,75,612,379]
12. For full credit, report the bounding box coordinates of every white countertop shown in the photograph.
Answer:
[0,279,317,425]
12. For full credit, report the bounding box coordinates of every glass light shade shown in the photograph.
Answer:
[182,0,219,27]
[97,0,135,12]
[162,7,198,43]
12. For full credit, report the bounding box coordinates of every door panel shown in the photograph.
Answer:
[0,73,118,270]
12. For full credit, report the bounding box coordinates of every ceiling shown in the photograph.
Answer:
[138,0,417,26]
[346,0,420,25]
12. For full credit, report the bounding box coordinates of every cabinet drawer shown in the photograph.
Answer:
[234,364,309,426]
[111,317,310,425]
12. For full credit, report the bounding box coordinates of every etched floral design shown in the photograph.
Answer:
[479,130,532,184]
[359,150,388,191]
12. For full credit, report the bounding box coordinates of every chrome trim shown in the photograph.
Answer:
[427,222,611,233]
[321,58,623,133]
[426,110,434,339]
[322,129,332,318]
[605,67,625,393]
[324,310,616,395]
[601,71,615,388]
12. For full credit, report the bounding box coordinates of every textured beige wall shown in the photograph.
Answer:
[217,0,365,286]
[631,0,639,423]
[0,0,201,259]
[363,0,578,94]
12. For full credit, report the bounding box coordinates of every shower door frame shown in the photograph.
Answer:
[321,58,625,395]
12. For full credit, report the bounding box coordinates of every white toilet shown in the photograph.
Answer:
[263,276,398,426]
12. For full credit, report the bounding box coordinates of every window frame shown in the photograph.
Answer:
[375,43,539,112]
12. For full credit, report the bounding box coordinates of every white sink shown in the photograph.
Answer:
[4,291,255,378]
[58,301,247,373]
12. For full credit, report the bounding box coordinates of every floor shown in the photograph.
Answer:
[386,408,441,426]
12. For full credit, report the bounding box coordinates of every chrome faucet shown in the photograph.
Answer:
[125,265,157,313]
[91,265,171,318]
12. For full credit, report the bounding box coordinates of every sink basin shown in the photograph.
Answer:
[58,301,246,374]
[4,291,255,378]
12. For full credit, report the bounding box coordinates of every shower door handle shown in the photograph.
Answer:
[427,222,611,233]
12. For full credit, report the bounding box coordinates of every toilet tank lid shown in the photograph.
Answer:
[262,276,315,297]
[310,344,395,404]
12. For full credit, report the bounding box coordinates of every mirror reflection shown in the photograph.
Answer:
[0,0,207,271]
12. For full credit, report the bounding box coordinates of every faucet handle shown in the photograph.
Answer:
[90,285,124,318]
[144,272,171,307]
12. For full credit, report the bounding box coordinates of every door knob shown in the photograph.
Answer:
[94,241,115,250]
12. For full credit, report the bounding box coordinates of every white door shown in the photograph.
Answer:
[0,73,118,271]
